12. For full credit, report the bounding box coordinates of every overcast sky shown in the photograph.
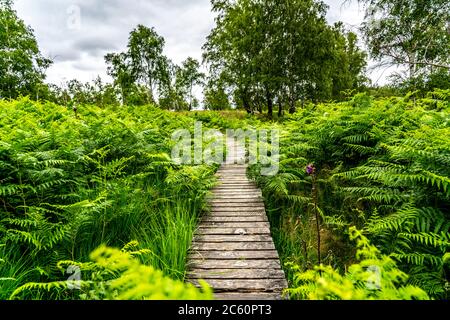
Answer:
[13,0,392,89]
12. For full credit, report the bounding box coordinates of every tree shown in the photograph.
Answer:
[158,59,187,110]
[105,25,176,107]
[178,58,204,111]
[203,0,367,117]
[203,74,231,110]
[357,0,450,79]
[330,23,368,100]
[128,25,167,103]
[203,0,262,114]
[105,52,136,105]
[0,0,52,99]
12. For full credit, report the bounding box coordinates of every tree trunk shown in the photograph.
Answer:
[189,81,193,111]
[267,98,273,118]
[289,96,296,114]
[243,96,252,114]
[266,89,273,118]
[278,103,283,118]
[258,105,263,114]
[408,51,417,80]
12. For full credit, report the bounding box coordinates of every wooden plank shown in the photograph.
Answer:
[188,259,282,269]
[218,166,246,168]
[210,199,263,204]
[219,176,250,178]
[189,279,287,292]
[207,212,266,217]
[202,216,268,223]
[196,228,271,235]
[212,192,262,196]
[209,197,262,202]
[193,234,273,243]
[214,182,253,185]
[213,188,260,192]
[216,173,248,176]
[189,250,279,260]
[214,181,253,184]
[214,185,258,188]
[211,204,266,214]
[214,185,257,188]
[211,203,265,208]
[214,292,284,300]
[191,242,276,251]
[216,173,247,175]
[216,175,248,178]
[216,181,255,184]
[187,269,286,279]
[212,195,262,199]
[199,222,270,228]
[214,188,257,191]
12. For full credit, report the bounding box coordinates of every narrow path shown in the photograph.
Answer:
[187,139,288,300]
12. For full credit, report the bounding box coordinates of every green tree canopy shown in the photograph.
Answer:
[357,0,450,80]
[178,58,204,111]
[203,0,368,116]
[0,0,52,99]
[128,25,167,103]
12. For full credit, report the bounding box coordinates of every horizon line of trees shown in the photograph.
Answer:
[1,0,449,115]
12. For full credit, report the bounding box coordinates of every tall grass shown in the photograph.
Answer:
[0,98,216,299]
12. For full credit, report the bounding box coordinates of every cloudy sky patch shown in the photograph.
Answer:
[13,0,391,87]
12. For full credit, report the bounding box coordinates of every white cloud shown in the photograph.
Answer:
[13,0,391,87]
[14,0,215,84]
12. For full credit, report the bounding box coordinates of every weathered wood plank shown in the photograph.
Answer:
[213,188,260,192]
[189,279,287,292]
[202,216,268,223]
[218,183,253,185]
[211,203,266,208]
[188,259,282,269]
[191,242,276,251]
[211,195,262,199]
[212,192,262,196]
[188,250,279,260]
[215,186,256,188]
[216,175,248,178]
[212,190,261,193]
[196,227,271,235]
[187,269,285,279]
[214,292,284,300]
[214,182,254,185]
[209,211,266,216]
[193,234,273,243]
[207,208,266,213]
[217,182,252,185]
[199,222,270,228]
[209,196,262,205]
[216,172,247,175]
[214,185,258,188]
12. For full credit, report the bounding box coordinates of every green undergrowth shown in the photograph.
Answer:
[0,98,217,299]
[248,91,450,299]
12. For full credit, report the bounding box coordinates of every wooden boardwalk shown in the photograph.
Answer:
[187,140,288,300]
